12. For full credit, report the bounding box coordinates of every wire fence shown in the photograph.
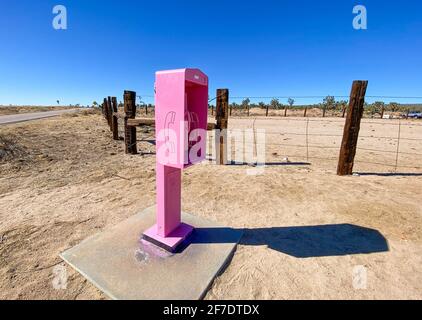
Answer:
[120,93,422,173]
[138,93,422,103]
[137,93,422,120]
[120,118,422,173]
[206,117,422,173]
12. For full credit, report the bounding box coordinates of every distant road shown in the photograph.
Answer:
[0,109,79,126]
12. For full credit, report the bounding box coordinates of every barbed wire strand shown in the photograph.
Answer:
[122,113,421,172]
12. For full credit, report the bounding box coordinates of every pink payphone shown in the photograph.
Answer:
[142,68,208,252]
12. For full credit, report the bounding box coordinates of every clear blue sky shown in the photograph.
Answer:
[0,0,421,106]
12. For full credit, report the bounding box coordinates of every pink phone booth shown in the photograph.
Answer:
[143,68,208,252]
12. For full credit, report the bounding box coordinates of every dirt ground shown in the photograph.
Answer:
[0,110,421,300]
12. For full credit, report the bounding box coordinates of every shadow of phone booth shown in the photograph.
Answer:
[143,68,208,252]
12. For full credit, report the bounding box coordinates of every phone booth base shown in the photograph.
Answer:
[142,163,195,252]
[60,205,243,300]
[142,223,194,253]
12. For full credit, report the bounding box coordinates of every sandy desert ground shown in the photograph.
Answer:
[0,109,421,299]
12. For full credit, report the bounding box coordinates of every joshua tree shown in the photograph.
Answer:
[56,100,60,105]
[388,102,400,112]
[270,98,281,110]
[338,100,348,117]
[287,98,295,107]
[337,100,348,110]
[258,102,266,109]
[241,98,250,110]
[242,98,251,116]
[92,101,98,108]
[323,96,336,110]
[372,101,385,116]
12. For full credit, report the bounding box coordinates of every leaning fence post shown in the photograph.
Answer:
[105,97,110,129]
[111,97,119,140]
[103,98,109,122]
[124,90,137,154]
[394,120,401,172]
[304,106,308,117]
[337,80,368,176]
[306,118,309,161]
[107,96,113,130]
[380,105,385,119]
[215,89,229,165]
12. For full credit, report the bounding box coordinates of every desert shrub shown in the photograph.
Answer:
[61,112,79,118]
[81,108,100,116]
[0,133,28,162]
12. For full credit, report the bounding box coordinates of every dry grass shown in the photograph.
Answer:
[0,106,75,116]
[0,133,29,163]
[80,109,101,116]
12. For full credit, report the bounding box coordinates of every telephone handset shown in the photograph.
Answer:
[187,111,199,148]
[164,111,176,154]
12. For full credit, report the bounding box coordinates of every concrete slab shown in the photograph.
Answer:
[60,206,242,300]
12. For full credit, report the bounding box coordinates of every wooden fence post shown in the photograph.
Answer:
[111,97,119,140]
[337,80,368,176]
[111,97,118,113]
[322,106,326,118]
[284,105,288,117]
[216,89,229,165]
[394,120,402,172]
[103,98,109,122]
[380,105,385,119]
[266,104,269,117]
[104,97,112,129]
[229,103,232,116]
[305,118,309,161]
[304,106,308,117]
[101,99,105,118]
[107,96,113,130]
[124,90,137,154]
[342,106,347,118]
